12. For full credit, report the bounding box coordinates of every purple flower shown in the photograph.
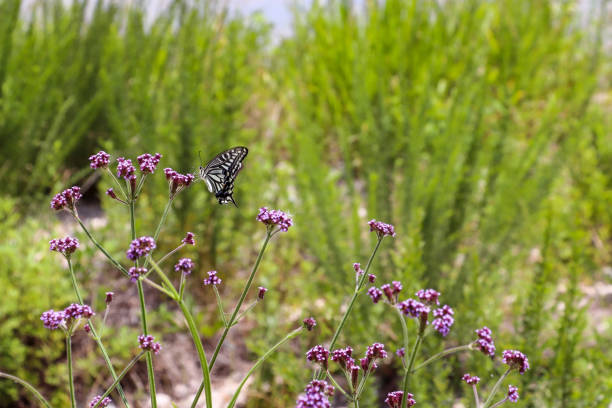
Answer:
[368,287,383,303]
[105,292,114,304]
[256,207,293,232]
[368,274,376,283]
[385,391,415,408]
[368,219,396,238]
[502,350,530,374]
[126,236,156,260]
[432,305,454,336]
[84,324,91,333]
[330,346,354,369]
[174,258,194,275]
[398,299,430,319]
[366,342,387,360]
[41,309,65,330]
[128,267,147,282]
[106,188,118,200]
[474,327,496,358]
[89,395,112,408]
[353,262,363,276]
[116,157,136,181]
[49,236,80,257]
[303,317,317,331]
[137,153,162,174]
[416,289,440,306]
[295,380,334,408]
[381,282,402,303]
[462,374,480,385]
[507,385,519,402]
[257,286,267,300]
[203,270,222,286]
[182,232,195,245]
[396,348,405,358]
[138,334,162,354]
[350,365,360,389]
[306,345,329,369]
[50,186,82,211]
[89,151,111,169]
[63,303,94,320]
[360,357,370,371]
[164,168,195,195]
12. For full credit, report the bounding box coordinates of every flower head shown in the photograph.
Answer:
[462,373,480,385]
[137,153,162,174]
[368,287,383,303]
[368,274,376,283]
[353,262,363,276]
[138,334,162,354]
[105,292,114,304]
[89,151,111,169]
[256,207,293,232]
[49,236,80,258]
[174,258,194,275]
[116,157,136,181]
[303,317,317,331]
[474,327,496,358]
[416,289,440,306]
[368,219,396,238]
[40,309,65,330]
[385,391,415,408]
[398,299,430,319]
[432,305,454,336]
[295,380,334,408]
[330,346,354,370]
[106,188,118,200]
[126,236,156,260]
[128,267,147,282]
[396,348,405,358]
[361,343,387,371]
[164,168,195,195]
[182,232,195,245]
[203,270,222,286]
[89,395,112,408]
[50,186,82,212]
[63,303,94,321]
[507,385,519,402]
[306,345,329,369]
[257,286,267,300]
[502,350,530,374]
[381,282,402,303]
[350,365,360,389]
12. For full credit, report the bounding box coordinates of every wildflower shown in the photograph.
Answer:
[366,343,387,360]
[256,207,293,232]
[303,317,317,331]
[432,305,454,336]
[368,287,383,303]
[106,188,118,200]
[396,348,405,358]
[137,153,162,174]
[84,324,91,333]
[63,303,94,321]
[350,365,360,389]
[474,326,496,358]
[502,350,530,374]
[330,346,354,369]
[507,385,519,403]
[41,310,65,330]
[385,391,415,408]
[368,219,396,238]
[353,262,363,276]
[462,374,480,385]
[138,334,162,354]
[368,274,376,283]
[257,286,267,300]
[295,380,334,408]
[164,168,195,196]
[116,157,136,181]
[182,232,195,245]
[203,270,222,286]
[398,299,430,319]
[126,236,156,261]
[50,186,82,212]
[174,258,194,275]
[381,282,402,303]
[416,289,440,306]
[89,395,112,408]
[128,267,147,282]
[306,345,329,369]
[89,151,111,169]
[49,236,79,257]
[105,292,114,304]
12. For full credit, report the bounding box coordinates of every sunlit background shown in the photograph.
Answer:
[0,0,611,407]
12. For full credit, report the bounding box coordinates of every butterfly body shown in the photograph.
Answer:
[199,146,248,207]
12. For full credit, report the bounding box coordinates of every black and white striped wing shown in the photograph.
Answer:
[199,146,248,206]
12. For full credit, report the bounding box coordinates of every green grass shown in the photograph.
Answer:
[0,0,610,406]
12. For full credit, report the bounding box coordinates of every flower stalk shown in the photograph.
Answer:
[66,335,76,408]
[482,368,511,408]
[0,372,52,408]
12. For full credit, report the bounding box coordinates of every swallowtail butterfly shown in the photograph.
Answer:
[199,146,248,207]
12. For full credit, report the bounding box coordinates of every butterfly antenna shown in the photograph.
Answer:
[229,196,238,208]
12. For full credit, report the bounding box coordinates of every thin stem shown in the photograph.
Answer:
[395,306,409,363]
[325,371,352,401]
[489,398,509,408]
[482,369,511,408]
[156,243,185,267]
[356,367,372,397]
[473,384,481,408]
[148,258,178,299]
[91,352,146,408]
[142,197,175,270]
[227,327,303,408]
[179,273,186,300]
[230,301,258,327]
[213,285,227,326]
[402,334,423,408]
[137,280,157,408]
[0,372,52,408]
[129,201,136,241]
[354,399,360,408]
[142,277,175,298]
[106,168,128,201]
[75,217,128,276]
[66,335,76,408]
[412,344,472,372]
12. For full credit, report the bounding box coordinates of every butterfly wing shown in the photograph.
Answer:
[199,146,248,206]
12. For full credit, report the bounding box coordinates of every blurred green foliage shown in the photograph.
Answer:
[0,0,611,407]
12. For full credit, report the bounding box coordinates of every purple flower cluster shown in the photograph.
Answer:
[116,157,136,181]
[40,310,66,330]
[368,219,396,238]
[89,395,112,408]
[64,303,94,320]
[474,327,496,358]
[49,236,80,257]
[182,232,195,245]
[41,304,94,330]
[416,289,440,306]
[128,267,147,282]
[164,168,195,195]
[361,343,387,371]
[502,350,530,374]
[106,188,118,200]
[105,292,114,304]
[256,207,293,232]
[203,270,222,286]
[368,287,383,303]
[258,286,267,300]
[507,385,519,402]
[398,299,430,319]
[138,334,162,354]
[330,346,354,369]
[385,391,415,408]
[89,151,110,169]
[353,262,363,276]
[432,305,454,336]
[50,186,82,211]
[396,348,405,358]
[174,258,194,275]
[137,153,162,173]
[303,317,317,331]
[381,281,403,303]
[306,345,330,369]
[295,380,334,408]
[462,373,480,385]
[126,236,156,260]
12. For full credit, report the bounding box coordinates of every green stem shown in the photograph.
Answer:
[402,334,423,408]
[148,258,178,299]
[66,259,130,408]
[137,279,157,408]
[213,285,227,326]
[75,217,128,276]
[395,306,409,365]
[156,243,184,267]
[91,352,146,408]
[0,372,52,408]
[66,335,76,408]
[482,369,511,408]
[473,384,481,408]
[230,301,259,327]
[142,197,174,269]
[227,327,303,408]
[412,344,472,372]
[106,168,128,201]
[489,398,508,408]
[179,272,186,300]
[325,371,351,401]
[142,277,175,298]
